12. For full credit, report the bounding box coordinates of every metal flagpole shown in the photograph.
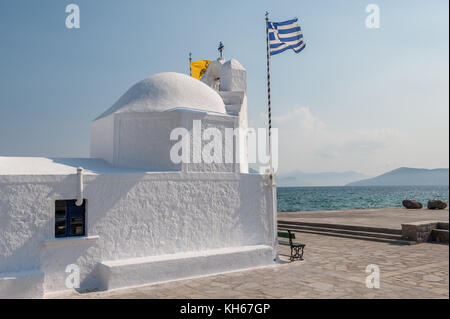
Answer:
[265,11,279,262]
[189,52,192,76]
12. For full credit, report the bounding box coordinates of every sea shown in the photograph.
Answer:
[277,185,449,212]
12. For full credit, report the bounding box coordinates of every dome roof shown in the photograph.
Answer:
[95,72,226,120]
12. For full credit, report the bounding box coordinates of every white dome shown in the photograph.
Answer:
[95,72,226,120]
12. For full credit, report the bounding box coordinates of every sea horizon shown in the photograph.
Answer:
[277,185,449,212]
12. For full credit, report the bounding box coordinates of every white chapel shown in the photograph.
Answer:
[0,58,276,298]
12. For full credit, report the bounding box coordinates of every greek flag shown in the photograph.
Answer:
[268,18,305,55]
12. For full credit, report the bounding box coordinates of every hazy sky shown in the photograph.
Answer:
[0,0,448,175]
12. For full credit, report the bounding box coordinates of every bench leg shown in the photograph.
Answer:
[290,246,304,261]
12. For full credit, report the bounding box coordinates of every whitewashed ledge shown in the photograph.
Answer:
[41,236,100,247]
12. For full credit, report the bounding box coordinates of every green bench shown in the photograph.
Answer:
[278,230,305,261]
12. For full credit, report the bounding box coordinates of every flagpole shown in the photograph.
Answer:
[266,11,279,262]
[189,52,192,76]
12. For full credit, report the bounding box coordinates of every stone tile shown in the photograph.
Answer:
[423,275,442,282]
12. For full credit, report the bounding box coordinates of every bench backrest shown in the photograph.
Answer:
[278,230,295,239]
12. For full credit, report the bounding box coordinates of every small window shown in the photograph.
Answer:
[55,200,86,238]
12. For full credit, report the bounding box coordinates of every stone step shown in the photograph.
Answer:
[98,245,273,291]
[278,224,402,240]
[431,229,449,244]
[438,222,449,230]
[278,227,415,245]
[278,220,401,235]
[224,104,241,116]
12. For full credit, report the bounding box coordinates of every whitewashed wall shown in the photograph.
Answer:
[91,111,241,173]
[113,113,182,171]
[184,113,238,173]
[90,115,114,164]
[0,172,273,296]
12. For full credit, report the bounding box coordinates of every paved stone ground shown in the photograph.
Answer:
[48,232,449,299]
[278,208,449,229]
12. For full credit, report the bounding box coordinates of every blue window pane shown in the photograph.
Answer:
[55,200,86,238]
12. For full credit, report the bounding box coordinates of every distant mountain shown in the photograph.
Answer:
[277,170,371,187]
[346,167,449,186]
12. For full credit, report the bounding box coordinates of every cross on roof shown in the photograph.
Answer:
[218,42,224,59]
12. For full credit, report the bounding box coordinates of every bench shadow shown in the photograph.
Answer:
[276,254,292,264]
